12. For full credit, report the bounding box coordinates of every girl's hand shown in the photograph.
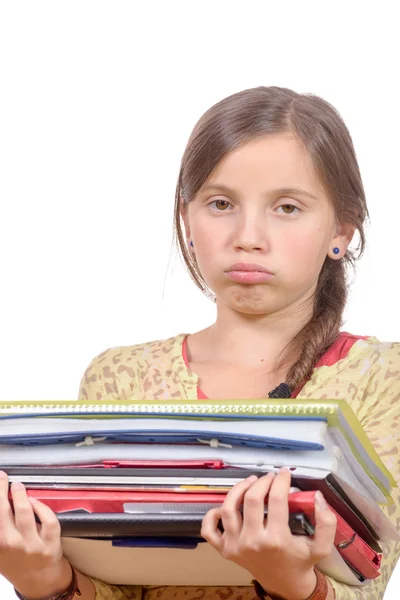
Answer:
[0,470,72,597]
[201,469,337,600]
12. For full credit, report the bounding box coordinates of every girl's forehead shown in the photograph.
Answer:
[214,134,312,173]
[203,134,324,195]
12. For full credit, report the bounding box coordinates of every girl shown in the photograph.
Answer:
[2,86,400,600]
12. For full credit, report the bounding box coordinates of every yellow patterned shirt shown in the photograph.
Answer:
[78,332,400,600]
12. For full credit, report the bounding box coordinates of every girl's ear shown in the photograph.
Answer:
[329,221,357,259]
[180,196,191,241]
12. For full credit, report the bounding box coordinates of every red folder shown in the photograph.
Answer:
[288,491,381,579]
[102,460,227,469]
[32,460,227,469]
[13,488,381,579]
[22,489,223,511]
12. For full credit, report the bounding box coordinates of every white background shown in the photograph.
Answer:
[0,1,399,597]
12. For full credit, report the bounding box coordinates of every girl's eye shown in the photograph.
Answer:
[207,200,299,214]
[209,199,232,211]
[277,204,299,215]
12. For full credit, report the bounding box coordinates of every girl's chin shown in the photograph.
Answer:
[215,296,282,316]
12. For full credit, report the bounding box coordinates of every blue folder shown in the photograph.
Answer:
[0,429,324,451]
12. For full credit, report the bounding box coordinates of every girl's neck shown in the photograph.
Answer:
[190,303,312,371]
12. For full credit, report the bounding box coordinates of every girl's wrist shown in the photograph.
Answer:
[253,567,319,600]
[14,557,75,600]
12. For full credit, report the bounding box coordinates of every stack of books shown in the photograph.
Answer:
[0,398,397,586]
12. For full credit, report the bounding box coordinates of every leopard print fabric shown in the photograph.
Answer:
[89,581,259,600]
[78,333,400,599]
[141,586,259,600]
[89,581,142,600]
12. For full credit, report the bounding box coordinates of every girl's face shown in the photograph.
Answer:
[181,133,354,316]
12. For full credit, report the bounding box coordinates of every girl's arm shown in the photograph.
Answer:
[323,341,400,599]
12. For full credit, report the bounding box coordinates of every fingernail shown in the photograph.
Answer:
[279,467,290,474]
[0,471,6,478]
[11,481,24,490]
[315,491,328,509]
[29,497,38,504]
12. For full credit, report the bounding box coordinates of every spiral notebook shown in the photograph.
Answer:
[0,398,395,496]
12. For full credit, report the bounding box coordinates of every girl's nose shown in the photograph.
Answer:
[233,212,269,252]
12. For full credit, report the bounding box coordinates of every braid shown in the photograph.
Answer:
[284,258,348,392]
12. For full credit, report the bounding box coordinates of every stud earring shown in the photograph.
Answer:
[333,247,340,255]
[190,241,194,247]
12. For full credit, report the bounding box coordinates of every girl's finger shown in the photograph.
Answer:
[0,471,15,531]
[240,472,276,536]
[11,482,39,540]
[29,497,61,545]
[262,468,292,537]
[201,506,224,549]
[310,492,337,559]
[219,475,258,538]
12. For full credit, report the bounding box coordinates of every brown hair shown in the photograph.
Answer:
[173,86,368,392]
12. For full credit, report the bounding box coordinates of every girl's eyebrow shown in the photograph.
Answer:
[200,182,318,201]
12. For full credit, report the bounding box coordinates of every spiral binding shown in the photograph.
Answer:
[0,401,337,416]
